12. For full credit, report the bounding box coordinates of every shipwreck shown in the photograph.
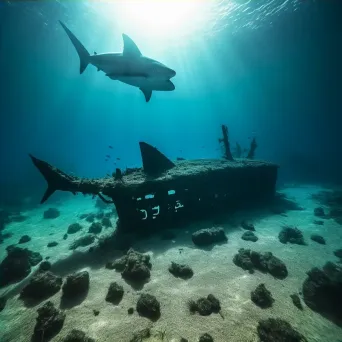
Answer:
[30,126,278,234]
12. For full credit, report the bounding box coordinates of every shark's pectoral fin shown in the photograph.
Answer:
[140,88,152,102]
[122,34,142,57]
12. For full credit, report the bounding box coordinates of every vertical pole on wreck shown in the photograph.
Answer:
[220,125,234,161]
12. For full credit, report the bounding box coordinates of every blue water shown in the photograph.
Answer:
[0,2,342,341]
[0,0,341,207]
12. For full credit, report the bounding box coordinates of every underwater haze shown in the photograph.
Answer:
[1,1,342,342]
[0,0,341,206]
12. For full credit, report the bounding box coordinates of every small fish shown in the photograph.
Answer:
[105,159,108,162]
[108,145,113,149]
[106,155,111,158]
[116,157,121,160]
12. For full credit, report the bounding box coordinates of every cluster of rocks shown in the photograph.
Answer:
[278,226,305,245]
[233,248,288,279]
[188,294,221,316]
[192,227,227,247]
[19,269,90,308]
[0,245,42,286]
[302,261,342,326]
[106,248,152,284]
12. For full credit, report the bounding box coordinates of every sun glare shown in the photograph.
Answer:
[96,0,212,41]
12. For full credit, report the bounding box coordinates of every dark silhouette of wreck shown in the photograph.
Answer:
[30,125,278,234]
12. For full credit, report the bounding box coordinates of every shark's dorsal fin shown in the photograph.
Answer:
[94,51,97,55]
[122,34,142,57]
[140,88,152,102]
[139,142,175,177]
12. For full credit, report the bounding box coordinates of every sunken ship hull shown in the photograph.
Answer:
[30,134,278,234]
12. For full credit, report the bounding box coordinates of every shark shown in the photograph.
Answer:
[59,21,176,102]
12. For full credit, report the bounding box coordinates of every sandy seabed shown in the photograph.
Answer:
[0,185,341,342]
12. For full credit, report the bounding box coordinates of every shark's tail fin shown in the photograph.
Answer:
[59,20,90,74]
[29,154,76,204]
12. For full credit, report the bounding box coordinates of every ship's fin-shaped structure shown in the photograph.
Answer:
[29,154,75,203]
[139,142,175,177]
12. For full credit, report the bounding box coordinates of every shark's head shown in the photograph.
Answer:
[144,58,176,79]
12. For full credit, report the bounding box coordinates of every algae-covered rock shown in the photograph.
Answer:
[105,282,124,304]
[279,226,305,245]
[20,271,62,301]
[0,245,42,286]
[251,284,274,308]
[192,227,227,247]
[257,318,307,342]
[43,208,60,219]
[67,223,83,234]
[168,262,193,279]
[136,293,160,320]
[32,301,65,341]
[62,271,89,298]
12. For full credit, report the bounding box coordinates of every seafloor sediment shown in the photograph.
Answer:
[0,185,341,342]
